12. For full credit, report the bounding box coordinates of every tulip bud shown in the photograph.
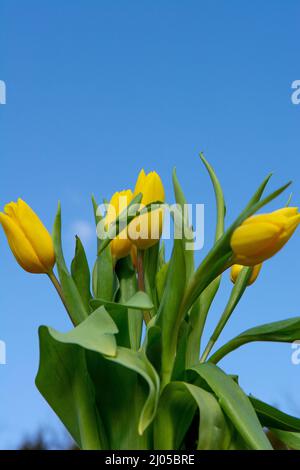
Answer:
[231,207,300,266]
[0,199,55,274]
[105,190,133,261]
[128,169,165,250]
[230,263,262,286]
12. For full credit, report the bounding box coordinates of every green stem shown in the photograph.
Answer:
[137,250,151,325]
[179,252,233,322]
[199,267,252,363]
[48,271,75,326]
[200,339,215,363]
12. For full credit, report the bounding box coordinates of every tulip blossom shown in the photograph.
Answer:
[128,169,165,250]
[0,198,55,273]
[105,190,134,260]
[231,207,300,266]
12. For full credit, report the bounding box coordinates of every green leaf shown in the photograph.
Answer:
[47,307,118,356]
[209,317,300,364]
[92,250,114,301]
[286,192,293,207]
[91,290,152,349]
[92,194,101,226]
[171,321,190,380]
[186,280,219,367]
[142,321,162,373]
[158,241,165,269]
[270,429,300,449]
[36,309,159,449]
[200,267,252,362]
[143,243,160,311]
[35,307,119,449]
[115,256,143,350]
[156,238,186,386]
[86,345,160,449]
[154,381,231,450]
[52,203,89,325]
[189,363,272,450]
[172,168,194,281]
[199,153,225,240]
[91,196,114,301]
[250,396,300,432]
[156,262,169,303]
[243,173,272,211]
[227,431,249,450]
[91,291,154,311]
[71,236,92,313]
[105,347,160,435]
[186,155,226,366]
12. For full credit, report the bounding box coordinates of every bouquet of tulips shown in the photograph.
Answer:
[1,154,300,450]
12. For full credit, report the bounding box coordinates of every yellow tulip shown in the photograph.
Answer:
[0,199,55,274]
[128,169,165,250]
[230,263,262,286]
[105,190,133,260]
[231,207,300,266]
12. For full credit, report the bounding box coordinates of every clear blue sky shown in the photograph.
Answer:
[1,0,299,449]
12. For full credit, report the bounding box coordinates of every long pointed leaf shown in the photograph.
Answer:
[210,317,300,364]
[250,396,300,432]
[172,168,194,281]
[189,363,272,450]
[52,203,89,325]
[71,236,92,313]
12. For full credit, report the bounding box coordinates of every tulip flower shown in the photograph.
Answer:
[105,190,134,260]
[128,169,165,250]
[230,263,262,286]
[231,207,300,266]
[0,199,55,274]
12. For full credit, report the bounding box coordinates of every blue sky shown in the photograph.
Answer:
[0,0,300,449]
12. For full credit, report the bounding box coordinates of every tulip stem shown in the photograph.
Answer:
[137,250,151,325]
[48,271,75,326]
[200,339,215,363]
[199,268,252,363]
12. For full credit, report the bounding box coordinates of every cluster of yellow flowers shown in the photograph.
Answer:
[105,169,165,261]
[0,172,299,288]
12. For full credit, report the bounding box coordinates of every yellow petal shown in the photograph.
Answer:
[133,170,165,206]
[230,264,243,283]
[110,236,132,260]
[15,199,55,271]
[248,263,262,285]
[4,202,19,222]
[231,222,281,255]
[230,263,262,286]
[271,207,299,218]
[0,212,45,273]
[133,169,147,197]
[281,214,300,240]
[104,190,133,260]
[141,172,165,206]
[128,209,164,250]
[105,190,133,227]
